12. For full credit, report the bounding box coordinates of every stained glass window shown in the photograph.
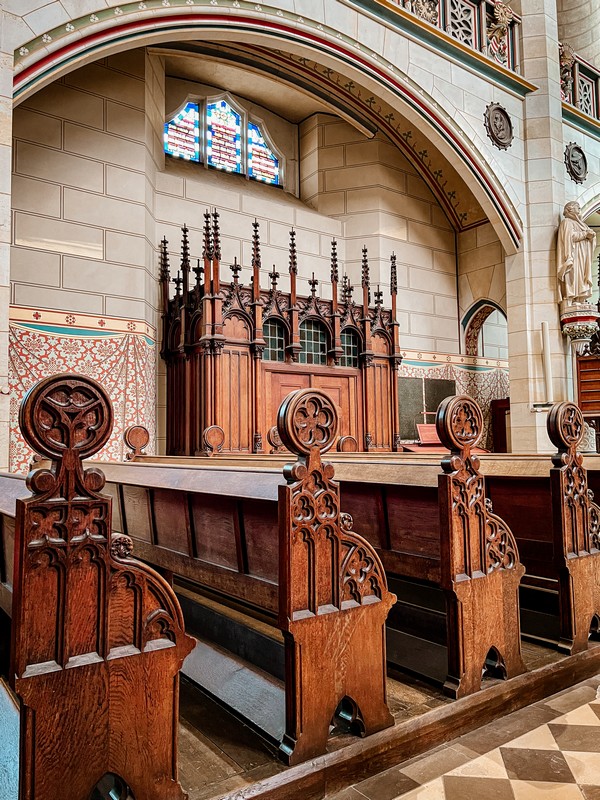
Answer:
[206,100,242,173]
[340,329,360,368]
[248,122,280,185]
[263,319,286,362]
[164,102,200,162]
[299,320,327,365]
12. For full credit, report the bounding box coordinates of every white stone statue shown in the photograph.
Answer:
[557,201,596,304]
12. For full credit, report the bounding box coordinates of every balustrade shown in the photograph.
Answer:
[560,42,600,122]
[391,0,521,73]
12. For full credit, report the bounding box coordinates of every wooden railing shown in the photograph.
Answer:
[560,42,600,121]
[394,0,521,73]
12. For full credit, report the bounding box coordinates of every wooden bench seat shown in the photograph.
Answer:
[104,394,526,701]
[107,388,397,764]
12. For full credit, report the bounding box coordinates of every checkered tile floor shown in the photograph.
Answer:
[332,677,600,800]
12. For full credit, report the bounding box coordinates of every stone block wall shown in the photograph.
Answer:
[299,114,460,354]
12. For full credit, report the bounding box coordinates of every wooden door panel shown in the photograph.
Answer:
[311,375,359,441]
[264,370,310,433]
[372,360,391,449]
[222,347,251,451]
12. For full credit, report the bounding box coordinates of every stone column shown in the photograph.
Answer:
[506,1,567,450]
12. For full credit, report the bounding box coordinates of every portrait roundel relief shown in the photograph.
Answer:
[484,103,514,150]
[564,142,588,184]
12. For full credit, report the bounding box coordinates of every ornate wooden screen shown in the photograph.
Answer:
[160,213,401,455]
[10,374,194,799]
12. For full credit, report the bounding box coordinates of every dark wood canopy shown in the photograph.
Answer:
[160,212,402,455]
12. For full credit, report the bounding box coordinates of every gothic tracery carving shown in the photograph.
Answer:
[437,395,519,574]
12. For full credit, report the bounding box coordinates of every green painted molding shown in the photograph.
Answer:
[562,103,600,142]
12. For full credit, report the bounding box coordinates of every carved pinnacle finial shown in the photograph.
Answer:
[252,219,262,270]
[289,228,297,275]
[269,265,280,292]
[173,271,183,297]
[203,210,213,260]
[212,209,221,261]
[374,285,383,308]
[231,257,241,284]
[193,258,203,289]
[309,272,318,298]
[181,224,190,270]
[330,238,339,284]
[361,246,370,289]
[342,274,354,304]
[159,236,170,283]
[390,252,397,295]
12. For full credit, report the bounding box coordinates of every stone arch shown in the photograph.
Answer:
[463,300,507,357]
[10,2,523,254]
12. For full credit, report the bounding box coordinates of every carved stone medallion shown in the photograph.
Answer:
[484,103,514,150]
[565,142,588,184]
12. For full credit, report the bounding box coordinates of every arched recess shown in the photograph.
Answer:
[463,300,508,357]
[11,3,523,253]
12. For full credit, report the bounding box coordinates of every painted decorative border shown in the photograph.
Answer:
[562,103,600,142]
[9,306,155,343]
[13,0,536,98]
[401,348,508,372]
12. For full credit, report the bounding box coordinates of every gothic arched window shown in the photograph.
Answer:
[164,96,282,187]
[248,122,280,185]
[206,99,242,174]
[263,318,286,362]
[163,101,200,162]
[299,320,327,365]
[340,329,360,368]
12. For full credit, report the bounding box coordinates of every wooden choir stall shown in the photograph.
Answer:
[160,212,402,456]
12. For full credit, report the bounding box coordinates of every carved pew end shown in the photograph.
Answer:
[547,401,600,655]
[436,395,526,699]
[12,373,194,800]
[277,388,395,764]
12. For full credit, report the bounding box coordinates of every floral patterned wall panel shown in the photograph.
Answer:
[9,308,156,473]
[399,350,510,450]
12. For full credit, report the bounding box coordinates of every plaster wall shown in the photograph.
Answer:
[557,0,600,68]
[458,223,507,323]
[4,0,600,455]
[300,114,459,354]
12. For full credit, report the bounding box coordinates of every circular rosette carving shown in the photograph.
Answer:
[203,425,225,454]
[564,142,588,184]
[547,401,584,452]
[267,425,284,452]
[436,395,483,453]
[19,373,113,461]
[277,389,338,456]
[110,534,134,560]
[123,424,150,457]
